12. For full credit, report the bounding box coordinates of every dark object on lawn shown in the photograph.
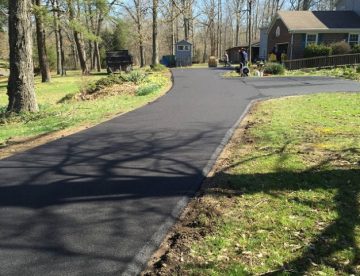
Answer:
[235,63,249,77]
[106,50,133,74]
[161,55,176,67]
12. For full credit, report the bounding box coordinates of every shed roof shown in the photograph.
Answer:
[226,41,260,52]
[276,11,360,32]
[176,39,192,45]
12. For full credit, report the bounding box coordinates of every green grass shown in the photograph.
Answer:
[285,66,360,81]
[177,93,360,275]
[0,69,171,146]
[222,65,360,81]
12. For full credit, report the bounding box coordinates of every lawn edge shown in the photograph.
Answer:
[0,70,174,160]
[141,99,260,275]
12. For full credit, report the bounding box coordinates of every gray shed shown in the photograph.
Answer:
[175,40,192,67]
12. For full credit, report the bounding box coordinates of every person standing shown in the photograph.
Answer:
[239,48,248,67]
[224,52,230,67]
[242,48,249,66]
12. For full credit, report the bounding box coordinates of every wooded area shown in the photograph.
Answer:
[0,0,338,112]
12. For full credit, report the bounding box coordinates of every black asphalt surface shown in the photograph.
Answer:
[0,69,359,276]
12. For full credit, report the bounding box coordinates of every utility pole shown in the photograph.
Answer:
[248,0,252,63]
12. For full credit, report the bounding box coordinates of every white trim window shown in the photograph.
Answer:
[348,33,360,47]
[306,34,318,46]
[177,45,190,51]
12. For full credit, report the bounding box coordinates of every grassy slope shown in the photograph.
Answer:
[0,70,171,146]
[155,93,360,276]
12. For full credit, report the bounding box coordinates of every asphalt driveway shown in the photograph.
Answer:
[0,69,359,275]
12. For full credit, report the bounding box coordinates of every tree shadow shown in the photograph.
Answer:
[0,125,227,274]
[206,147,360,274]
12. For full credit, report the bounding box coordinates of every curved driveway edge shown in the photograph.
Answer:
[0,69,359,275]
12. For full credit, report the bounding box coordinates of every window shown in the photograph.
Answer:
[306,34,318,46]
[348,34,359,47]
[177,45,190,51]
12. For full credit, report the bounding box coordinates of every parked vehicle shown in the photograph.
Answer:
[106,50,133,73]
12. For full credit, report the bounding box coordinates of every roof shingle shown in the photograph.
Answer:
[277,11,360,31]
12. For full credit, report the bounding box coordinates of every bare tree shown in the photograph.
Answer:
[121,0,148,67]
[67,0,89,74]
[232,0,244,46]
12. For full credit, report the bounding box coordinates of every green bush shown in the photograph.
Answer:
[356,65,360,73]
[151,64,166,72]
[330,41,351,55]
[136,83,161,96]
[120,70,147,84]
[263,62,285,75]
[304,44,332,58]
[351,44,360,54]
[342,67,358,80]
[80,74,123,95]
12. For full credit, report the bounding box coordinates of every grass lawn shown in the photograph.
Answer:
[0,69,171,149]
[222,65,360,81]
[146,92,360,276]
[285,66,360,81]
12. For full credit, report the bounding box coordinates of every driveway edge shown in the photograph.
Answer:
[125,99,259,276]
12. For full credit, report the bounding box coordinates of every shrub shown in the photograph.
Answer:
[96,74,123,87]
[263,62,285,75]
[86,75,123,93]
[151,64,166,72]
[208,56,218,67]
[120,70,147,84]
[351,44,360,54]
[304,44,332,58]
[330,41,351,55]
[356,65,360,73]
[136,83,161,96]
[342,67,357,80]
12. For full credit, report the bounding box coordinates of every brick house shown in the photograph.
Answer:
[266,10,360,60]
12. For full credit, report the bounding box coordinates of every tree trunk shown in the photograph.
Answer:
[34,0,51,82]
[202,27,208,63]
[152,0,159,66]
[67,0,89,75]
[94,14,103,72]
[171,0,175,55]
[59,26,66,75]
[94,41,101,72]
[140,44,145,67]
[7,0,38,113]
[72,42,78,69]
[53,0,66,75]
[137,2,145,67]
[52,5,61,75]
[235,14,240,46]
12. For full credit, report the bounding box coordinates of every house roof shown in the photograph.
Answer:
[176,39,192,45]
[276,11,360,32]
[226,41,260,52]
